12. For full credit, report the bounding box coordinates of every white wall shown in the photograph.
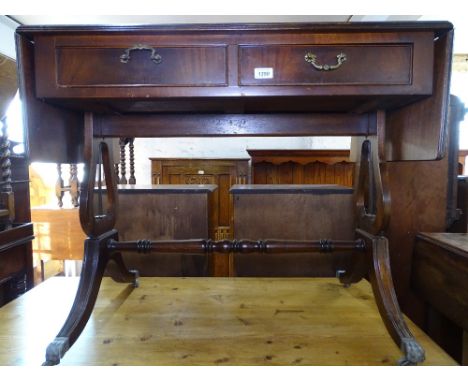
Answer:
[132,136,351,184]
[0,16,19,59]
[451,71,468,150]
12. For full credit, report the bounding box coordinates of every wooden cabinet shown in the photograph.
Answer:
[150,158,249,242]
[231,184,354,276]
[450,176,468,233]
[412,232,468,363]
[0,223,34,305]
[248,149,354,187]
[0,156,34,307]
[113,185,216,276]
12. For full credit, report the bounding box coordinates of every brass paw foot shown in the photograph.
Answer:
[43,336,70,366]
[397,338,425,366]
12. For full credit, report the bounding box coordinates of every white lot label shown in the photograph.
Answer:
[254,67,274,79]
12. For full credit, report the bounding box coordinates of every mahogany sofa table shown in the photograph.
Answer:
[15,21,459,365]
[0,276,456,366]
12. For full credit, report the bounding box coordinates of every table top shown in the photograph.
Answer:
[230,184,353,194]
[0,277,457,366]
[17,21,454,35]
[116,184,218,194]
[418,232,468,259]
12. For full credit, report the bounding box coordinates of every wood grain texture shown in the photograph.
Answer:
[0,223,34,307]
[40,229,136,366]
[0,277,456,366]
[411,232,468,363]
[417,232,468,253]
[79,118,118,238]
[239,44,413,86]
[10,156,32,223]
[15,24,440,123]
[248,149,352,165]
[232,185,354,276]
[97,113,374,137]
[16,23,452,162]
[233,185,354,239]
[16,21,454,35]
[412,233,468,330]
[0,223,34,277]
[110,238,361,254]
[31,208,85,261]
[382,160,449,298]
[384,95,461,301]
[249,150,354,187]
[32,28,434,99]
[15,33,83,163]
[423,304,464,364]
[114,187,214,276]
[13,21,457,364]
[56,45,227,87]
[30,188,217,276]
[348,96,461,305]
[357,229,424,364]
[0,155,34,306]
[385,30,452,161]
[150,158,249,276]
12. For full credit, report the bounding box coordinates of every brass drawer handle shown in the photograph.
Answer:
[120,44,162,64]
[304,52,347,71]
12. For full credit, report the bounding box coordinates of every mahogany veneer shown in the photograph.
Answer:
[14,22,458,366]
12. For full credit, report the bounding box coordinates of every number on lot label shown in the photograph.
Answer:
[254,68,274,79]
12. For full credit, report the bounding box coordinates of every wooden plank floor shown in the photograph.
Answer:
[0,277,457,366]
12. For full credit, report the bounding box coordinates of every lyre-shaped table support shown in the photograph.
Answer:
[349,128,425,365]
[353,229,425,365]
[43,229,138,366]
[43,114,139,366]
[43,113,424,366]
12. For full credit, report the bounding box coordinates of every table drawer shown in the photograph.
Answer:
[33,30,434,98]
[54,44,228,87]
[239,44,414,86]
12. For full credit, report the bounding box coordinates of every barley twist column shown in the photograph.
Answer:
[128,138,136,184]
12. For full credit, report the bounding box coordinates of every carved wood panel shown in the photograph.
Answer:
[150,158,249,239]
[248,150,354,187]
[183,174,215,185]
